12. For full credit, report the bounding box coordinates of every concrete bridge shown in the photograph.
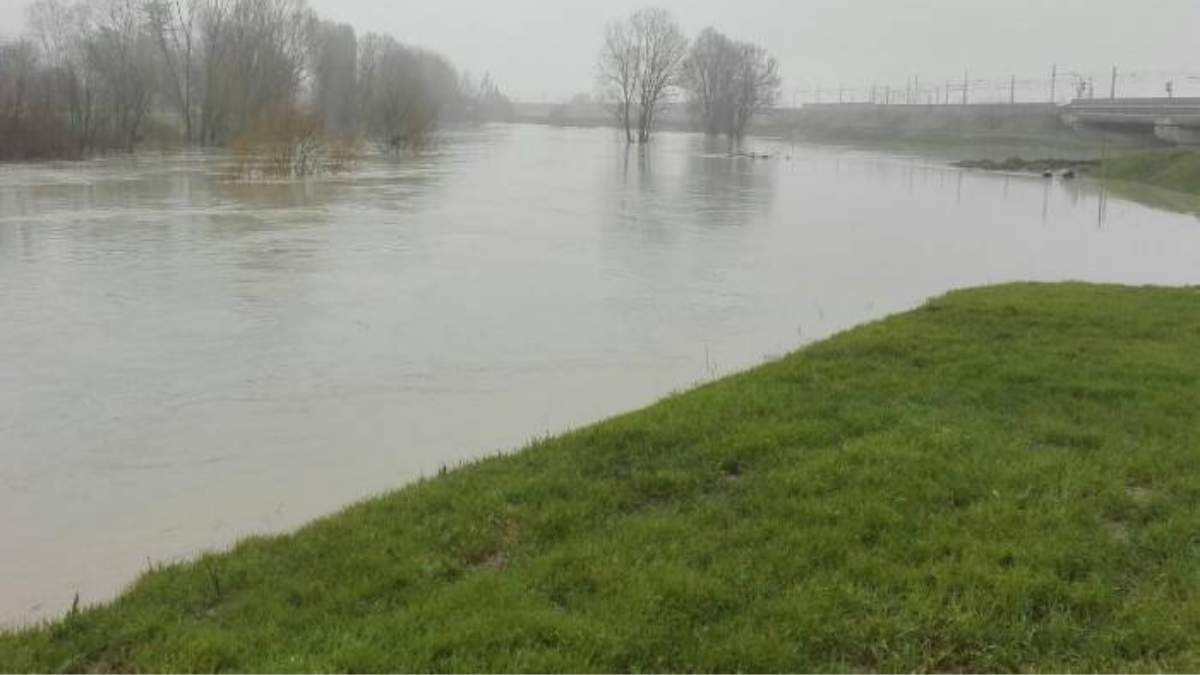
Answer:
[1062,98,1200,145]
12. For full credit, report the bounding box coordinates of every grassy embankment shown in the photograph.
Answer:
[1102,150,1200,213]
[955,150,1200,214]
[3,283,1200,672]
[1104,149,1200,195]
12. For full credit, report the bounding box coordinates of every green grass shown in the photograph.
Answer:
[947,148,1200,215]
[1100,150,1200,215]
[952,157,1100,174]
[1106,150,1200,198]
[3,283,1200,673]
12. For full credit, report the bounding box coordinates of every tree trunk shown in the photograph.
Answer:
[623,101,633,144]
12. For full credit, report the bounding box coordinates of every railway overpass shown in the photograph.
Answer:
[1062,98,1200,145]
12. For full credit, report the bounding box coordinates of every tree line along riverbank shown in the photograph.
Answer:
[0,0,515,166]
[2,282,1199,673]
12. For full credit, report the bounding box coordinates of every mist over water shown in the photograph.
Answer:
[1,124,1199,625]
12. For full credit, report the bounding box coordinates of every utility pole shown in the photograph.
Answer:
[1010,75,1016,104]
[1110,66,1118,99]
[962,69,969,105]
[1050,64,1057,103]
[944,80,950,105]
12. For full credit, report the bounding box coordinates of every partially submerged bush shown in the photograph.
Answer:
[230,108,361,179]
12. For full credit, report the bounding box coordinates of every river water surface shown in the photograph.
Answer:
[2,124,1198,625]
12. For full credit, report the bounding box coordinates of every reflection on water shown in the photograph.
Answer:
[2,125,1199,626]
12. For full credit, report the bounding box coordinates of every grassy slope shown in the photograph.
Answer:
[3,283,1200,673]
[1106,150,1200,197]
[1100,150,1200,215]
[948,148,1200,215]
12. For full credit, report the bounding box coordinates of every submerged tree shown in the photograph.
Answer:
[682,27,780,139]
[682,28,737,137]
[597,7,687,144]
[598,17,638,143]
[144,0,200,144]
[85,0,158,150]
[0,38,80,159]
[26,0,99,155]
[308,19,358,134]
[356,34,440,152]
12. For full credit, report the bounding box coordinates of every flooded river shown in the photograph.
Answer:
[2,124,1198,625]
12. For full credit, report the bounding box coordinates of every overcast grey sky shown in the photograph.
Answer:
[3,0,1198,102]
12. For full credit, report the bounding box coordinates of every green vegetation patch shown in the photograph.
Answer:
[3,283,1200,672]
[953,149,1200,213]
[1106,150,1200,197]
[953,157,1100,174]
[953,149,1200,198]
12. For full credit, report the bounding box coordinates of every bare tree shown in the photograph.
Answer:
[597,7,687,144]
[27,0,97,153]
[0,38,74,159]
[84,0,157,150]
[193,0,311,145]
[597,18,639,143]
[144,0,199,144]
[0,39,46,159]
[728,42,780,138]
[356,33,438,152]
[307,19,357,134]
[683,27,780,139]
[630,8,686,144]
[23,0,159,153]
[233,0,311,130]
[682,27,737,136]
[195,0,229,144]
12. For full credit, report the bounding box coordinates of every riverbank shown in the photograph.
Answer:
[514,101,1160,161]
[3,282,1199,672]
[950,150,1200,214]
[1105,150,1200,197]
[954,150,1200,193]
[952,157,1101,175]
